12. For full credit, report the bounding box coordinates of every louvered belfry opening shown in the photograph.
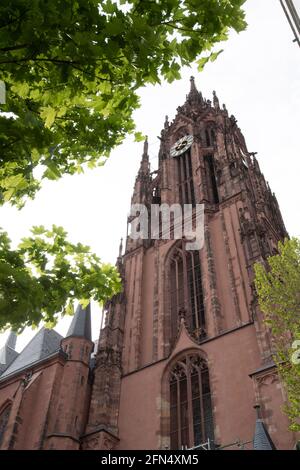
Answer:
[204,154,219,204]
[176,149,196,206]
[170,354,214,450]
[170,244,206,342]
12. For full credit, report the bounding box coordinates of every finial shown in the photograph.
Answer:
[253,404,261,419]
[119,237,123,257]
[189,77,198,97]
[164,115,169,129]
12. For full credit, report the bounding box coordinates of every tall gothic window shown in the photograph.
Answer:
[170,354,214,449]
[0,403,11,447]
[176,150,195,206]
[204,155,219,204]
[170,245,205,342]
[205,127,215,147]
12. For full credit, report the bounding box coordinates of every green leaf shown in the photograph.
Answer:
[0,225,122,332]
[0,0,246,207]
[210,49,224,62]
[40,107,57,129]
[134,131,145,142]
[197,55,211,72]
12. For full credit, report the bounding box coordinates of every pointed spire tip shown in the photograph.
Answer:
[190,75,197,91]
[66,302,91,341]
[143,136,148,156]
[6,331,17,350]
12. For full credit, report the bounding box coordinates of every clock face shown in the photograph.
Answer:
[170,134,193,157]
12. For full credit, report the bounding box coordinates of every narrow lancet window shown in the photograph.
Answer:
[204,155,219,204]
[176,150,195,206]
[170,245,205,342]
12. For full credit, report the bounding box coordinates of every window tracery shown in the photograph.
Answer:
[169,354,214,449]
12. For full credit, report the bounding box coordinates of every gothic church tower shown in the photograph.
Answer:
[83,78,296,450]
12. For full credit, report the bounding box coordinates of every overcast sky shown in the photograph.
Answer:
[1,0,299,352]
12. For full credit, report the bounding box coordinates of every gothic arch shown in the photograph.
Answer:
[163,241,206,356]
[160,349,214,450]
[0,400,12,448]
[163,240,184,356]
[204,121,216,148]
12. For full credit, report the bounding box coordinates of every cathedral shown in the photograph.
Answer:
[0,78,297,450]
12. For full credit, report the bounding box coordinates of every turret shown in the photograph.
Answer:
[44,304,93,450]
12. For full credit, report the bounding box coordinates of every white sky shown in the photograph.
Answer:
[1,0,299,352]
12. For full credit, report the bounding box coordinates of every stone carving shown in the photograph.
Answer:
[82,431,118,450]
[96,348,122,368]
[239,207,255,239]
[256,371,279,387]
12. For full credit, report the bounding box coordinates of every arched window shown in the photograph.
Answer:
[0,403,11,447]
[169,354,214,449]
[204,155,219,204]
[176,149,195,206]
[170,245,205,343]
[205,127,215,148]
[205,129,211,147]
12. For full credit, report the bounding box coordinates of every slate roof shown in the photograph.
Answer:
[253,420,276,450]
[0,304,92,380]
[0,328,62,379]
[66,303,91,340]
[0,347,19,375]
[253,406,276,450]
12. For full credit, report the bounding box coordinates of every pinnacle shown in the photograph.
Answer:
[143,136,148,156]
[186,76,202,105]
[190,76,197,93]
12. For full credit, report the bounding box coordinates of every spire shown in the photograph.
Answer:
[190,76,197,94]
[116,237,124,269]
[138,137,150,177]
[66,303,91,341]
[6,331,17,349]
[186,76,203,106]
[253,405,276,450]
[0,330,19,376]
[118,237,123,258]
[143,135,148,156]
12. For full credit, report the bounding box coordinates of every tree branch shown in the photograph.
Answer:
[0,44,31,52]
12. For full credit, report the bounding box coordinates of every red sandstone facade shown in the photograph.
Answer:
[0,79,298,450]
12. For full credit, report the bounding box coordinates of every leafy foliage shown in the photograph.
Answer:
[0,1,246,331]
[254,238,300,432]
[0,225,121,332]
[0,0,246,206]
